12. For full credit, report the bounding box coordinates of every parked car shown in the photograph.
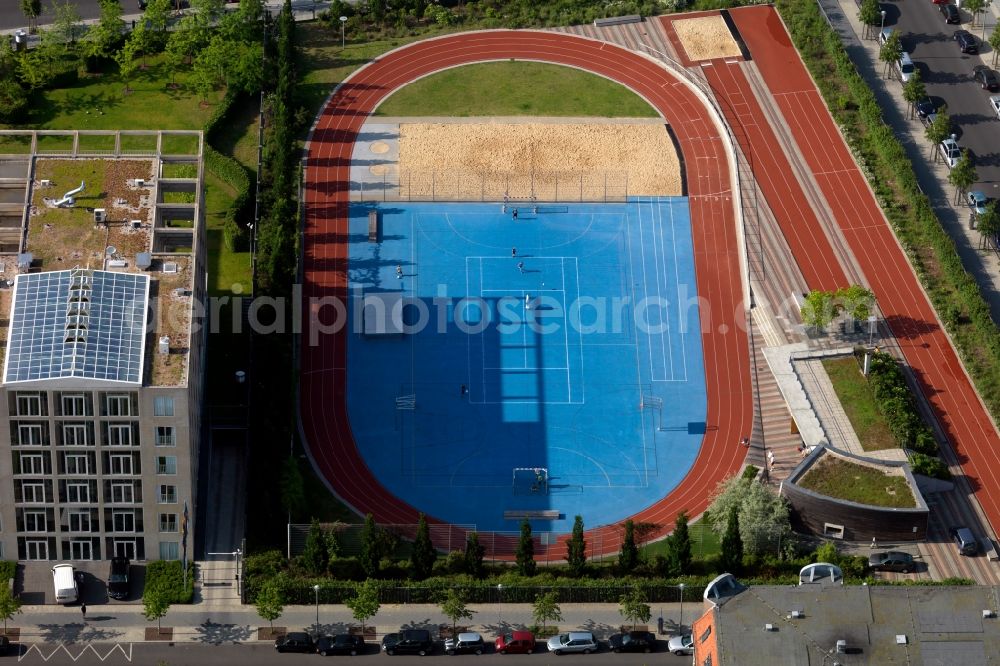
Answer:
[955,29,977,53]
[274,632,316,654]
[495,631,536,654]
[942,4,961,24]
[868,550,916,573]
[878,27,895,46]
[0,636,10,656]
[608,631,656,653]
[317,634,366,656]
[974,65,1000,91]
[951,526,979,556]
[896,52,915,83]
[667,634,694,656]
[444,632,485,656]
[916,97,938,119]
[967,190,989,216]
[921,111,938,128]
[381,629,434,656]
[107,557,130,600]
[546,631,599,655]
[51,564,79,604]
[990,95,1000,120]
[940,137,962,168]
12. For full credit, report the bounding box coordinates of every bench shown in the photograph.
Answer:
[504,510,560,521]
[983,538,999,562]
[368,209,379,243]
[594,14,643,27]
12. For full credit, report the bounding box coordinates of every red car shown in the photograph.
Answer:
[932,0,948,5]
[495,631,536,655]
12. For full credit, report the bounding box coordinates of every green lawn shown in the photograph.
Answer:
[823,357,896,451]
[798,456,916,508]
[641,519,720,560]
[374,62,659,117]
[13,55,225,131]
[203,169,251,296]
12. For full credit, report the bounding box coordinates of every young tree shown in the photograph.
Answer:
[708,475,791,557]
[463,531,485,579]
[83,0,125,64]
[0,585,23,633]
[279,456,305,521]
[51,0,82,45]
[719,506,743,573]
[858,0,880,39]
[0,77,29,123]
[359,513,381,578]
[667,511,693,575]
[800,289,836,332]
[618,519,639,573]
[439,589,475,635]
[345,579,380,635]
[515,519,536,576]
[977,201,1000,250]
[837,284,876,324]
[619,588,651,631]
[114,38,140,95]
[566,515,587,577]
[144,0,174,34]
[925,107,952,161]
[965,0,986,26]
[255,578,284,630]
[126,19,157,69]
[192,0,226,25]
[302,518,329,576]
[21,0,42,33]
[142,588,170,632]
[991,24,1000,66]
[879,30,902,80]
[902,68,926,119]
[410,513,436,581]
[948,150,978,204]
[532,592,562,633]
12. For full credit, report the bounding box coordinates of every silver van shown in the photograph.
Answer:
[51,563,78,604]
[896,52,915,83]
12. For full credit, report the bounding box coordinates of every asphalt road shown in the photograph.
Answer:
[0,0,105,31]
[7,642,693,664]
[885,0,1000,193]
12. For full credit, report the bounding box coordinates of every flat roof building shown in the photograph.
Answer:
[0,131,206,564]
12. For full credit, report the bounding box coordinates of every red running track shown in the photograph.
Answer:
[727,7,1000,533]
[300,30,753,555]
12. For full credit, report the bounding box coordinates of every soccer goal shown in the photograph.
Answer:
[512,467,549,496]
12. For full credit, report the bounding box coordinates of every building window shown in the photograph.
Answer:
[15,393,44,416]
[24,539,49,560]
[21,482,46,503]
[110,482,135,504]
[69,539,93,560]
[112,510,136,533]
[23,510,47,532]
[61,394,88,416]
[105,394,132,417]
[156,456,177,475]
[16,423,44,446]
[62,423,90,447]
[66,482,90,503]
[107,424,134,447]
[19,453,45,475]
[109,454,134,475]
[159,514,178,532]
[68,510,92,532]
[153,396,174,417]
[64,453,90,475]
[159,541,179,560]
[155,426,176,447]
[157,485,177,504]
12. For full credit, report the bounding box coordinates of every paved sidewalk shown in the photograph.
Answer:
[7,601,691,644]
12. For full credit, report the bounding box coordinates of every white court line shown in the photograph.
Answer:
[670,198,688,382]
[653,196,676,381]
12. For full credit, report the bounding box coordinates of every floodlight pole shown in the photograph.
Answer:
[497,583,504,628]
[678,583,685,632]
[340,16,347,49]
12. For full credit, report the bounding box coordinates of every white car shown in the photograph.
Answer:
[939,138,961,169]
[667,634,694,656]
[990,95,1000,120]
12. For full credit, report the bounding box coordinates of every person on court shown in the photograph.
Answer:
[513,208,518,220]
[395,265,403,279]
[517,261,524,274]
[512,247,517,258]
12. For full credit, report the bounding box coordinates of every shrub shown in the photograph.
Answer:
[0,561,16,582]
[909,452,952,479]
[143,560,194,604]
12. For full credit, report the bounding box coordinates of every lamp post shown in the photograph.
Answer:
[340,16,347,49]
[678,583,686,632]
[880,10,886,36]
[497,583,504,628]
[313,584,321,631]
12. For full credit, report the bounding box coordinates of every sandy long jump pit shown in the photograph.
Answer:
[351,119,684,200]
[672,15,742,62]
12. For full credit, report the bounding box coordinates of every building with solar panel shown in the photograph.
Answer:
[0,131,207,566]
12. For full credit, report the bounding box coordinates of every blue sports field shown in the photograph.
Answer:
[344,200,706,532]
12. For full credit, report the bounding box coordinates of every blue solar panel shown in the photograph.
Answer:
[4,270,149,384]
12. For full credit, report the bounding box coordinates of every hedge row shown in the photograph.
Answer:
[143,560,195,604]
[862,350,938,456]
[205,145,252,251]
[777,0,1000,425]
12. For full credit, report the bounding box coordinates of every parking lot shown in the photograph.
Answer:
[15,560,144,606]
